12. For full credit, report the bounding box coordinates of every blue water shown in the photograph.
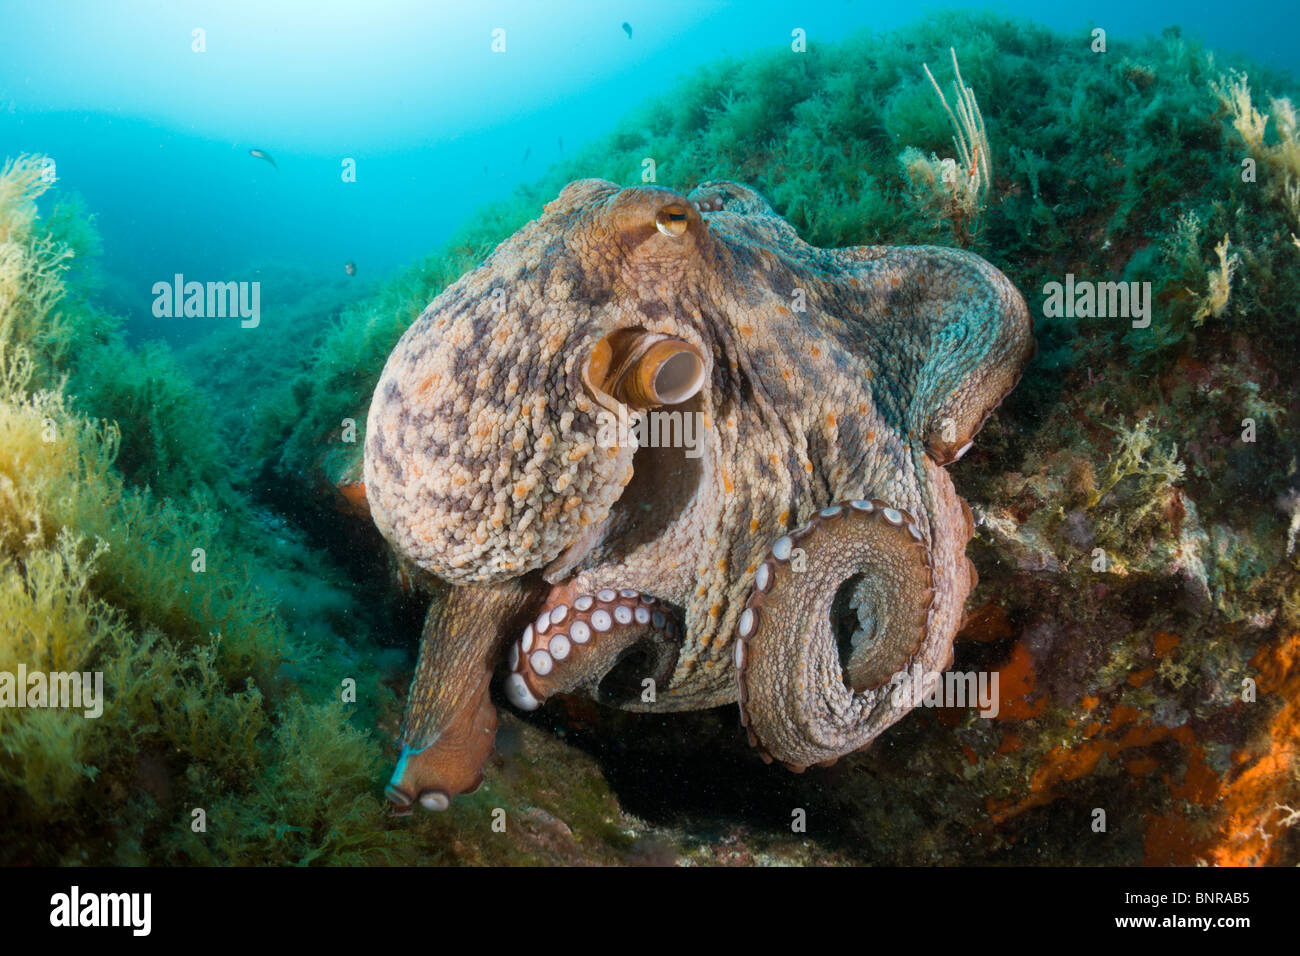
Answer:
[1,0,1295,344]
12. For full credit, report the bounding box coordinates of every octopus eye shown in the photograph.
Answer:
[584,330,707,409]
[654,203,690,238]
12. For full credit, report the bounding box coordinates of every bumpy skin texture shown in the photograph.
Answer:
[365,179,1034,809]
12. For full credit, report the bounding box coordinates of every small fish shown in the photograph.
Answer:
[557,136,563,151]
[344,260,356,276]
[522,147,530,164]
[622,21,632,38]
[249,148,278,170]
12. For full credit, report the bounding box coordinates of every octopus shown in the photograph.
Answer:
[364,178,1034,813]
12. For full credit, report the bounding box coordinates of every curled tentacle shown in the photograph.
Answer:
[385,580,533,814]
[734,495,961,771]
[505,583,680,711]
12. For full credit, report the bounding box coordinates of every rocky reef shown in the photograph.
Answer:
[2,11,1298,864]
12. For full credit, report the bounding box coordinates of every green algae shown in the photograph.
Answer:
[0,156,396,864]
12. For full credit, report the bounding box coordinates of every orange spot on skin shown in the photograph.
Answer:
[750,519,759,533]
[825,412,836,428]
[710,604,720,618]
[867,429,876,442]
[866,369,874,380]
[779,510,790,525]
[804,461,813,473]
